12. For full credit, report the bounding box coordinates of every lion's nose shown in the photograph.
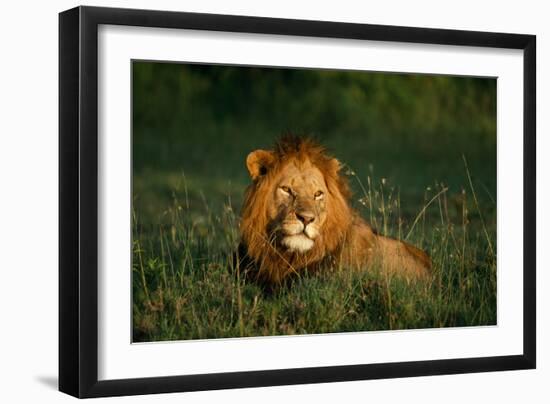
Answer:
[296,212,315,226]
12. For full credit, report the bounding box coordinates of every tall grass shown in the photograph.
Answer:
[132,163,496,342]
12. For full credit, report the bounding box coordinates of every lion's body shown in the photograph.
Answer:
[238,136,431,285]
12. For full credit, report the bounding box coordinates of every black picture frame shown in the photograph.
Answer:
[59,5,536,398]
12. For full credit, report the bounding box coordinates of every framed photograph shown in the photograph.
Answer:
[59,6,536,398]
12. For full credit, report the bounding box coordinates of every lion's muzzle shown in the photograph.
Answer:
[280,212,319,253]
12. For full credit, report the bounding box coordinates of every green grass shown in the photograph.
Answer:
[132,160,496,342]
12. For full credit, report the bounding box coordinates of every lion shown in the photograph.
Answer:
[237,135,431,285]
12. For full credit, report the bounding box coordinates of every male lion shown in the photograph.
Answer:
[237,136,431,285]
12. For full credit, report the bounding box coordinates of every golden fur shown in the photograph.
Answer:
[238,136,431,285]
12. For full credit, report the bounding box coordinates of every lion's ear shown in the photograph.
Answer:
[327,158,343,175]
[246,150,275,180]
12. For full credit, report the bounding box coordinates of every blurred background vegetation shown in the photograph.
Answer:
[133,62,496,224]
[132,61,497,341]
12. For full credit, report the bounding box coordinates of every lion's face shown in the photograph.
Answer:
[240,137,353,283]
[267,160,328,253]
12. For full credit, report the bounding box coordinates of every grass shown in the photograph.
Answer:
[132,159,496,342]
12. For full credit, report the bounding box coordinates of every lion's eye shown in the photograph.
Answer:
[314,190,324,200]
[280,186,291,195]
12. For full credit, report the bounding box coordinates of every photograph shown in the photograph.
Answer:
[0,0,541,400]
[131,61,497,343]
